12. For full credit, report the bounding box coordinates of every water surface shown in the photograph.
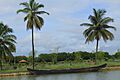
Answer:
[0,70,120,80]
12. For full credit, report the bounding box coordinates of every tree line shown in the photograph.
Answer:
[8,51,120,64]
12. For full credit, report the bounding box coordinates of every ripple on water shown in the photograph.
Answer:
[0,70,120,80]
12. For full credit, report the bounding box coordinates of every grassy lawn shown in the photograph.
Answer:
[1,60,120,73]
[35,61,96,70]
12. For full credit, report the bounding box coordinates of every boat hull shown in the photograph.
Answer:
[27,63,107,75]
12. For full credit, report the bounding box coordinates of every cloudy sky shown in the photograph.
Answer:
[0,0,120,56]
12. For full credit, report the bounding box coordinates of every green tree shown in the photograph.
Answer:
[80,8,116,52]
[114,51,120,59]
[17,0,49,69]
[95,51,107,61]
[74,52,81,61]
[0,22,16,70]
[14,56,27,63]
[51,53,57,64]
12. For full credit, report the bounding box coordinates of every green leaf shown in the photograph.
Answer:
[35,11,49,15]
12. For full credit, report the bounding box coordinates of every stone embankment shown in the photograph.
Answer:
[0,72,29,77]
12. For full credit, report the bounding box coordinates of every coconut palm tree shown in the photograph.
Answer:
[17,0,49,69]
[0,22,16,70]
[80,8,116,52]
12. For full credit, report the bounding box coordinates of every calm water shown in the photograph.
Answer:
[0,70,120,80]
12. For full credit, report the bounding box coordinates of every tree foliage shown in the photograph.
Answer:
[0,22,16,70]
[80,8,116,52]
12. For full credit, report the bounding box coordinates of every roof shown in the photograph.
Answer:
[19,60,27,63]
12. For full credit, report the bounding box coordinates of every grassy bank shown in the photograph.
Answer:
[1,61,120,73]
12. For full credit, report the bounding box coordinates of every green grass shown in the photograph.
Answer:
[0,69,27,74]
[1,60,120,73]
[35,62,97,70]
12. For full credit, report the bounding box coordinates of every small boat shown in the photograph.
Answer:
[27,63,107,75]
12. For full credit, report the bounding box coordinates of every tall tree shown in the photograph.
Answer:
[80,8,116,52]
[0,22,16,70]
[17,0,49,69]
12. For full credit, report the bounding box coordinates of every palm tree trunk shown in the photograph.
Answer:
[0,53,3,70]
[32,27,35,70]
[95,39,99,64]
[96,39,99,52]
[0,60,2,70]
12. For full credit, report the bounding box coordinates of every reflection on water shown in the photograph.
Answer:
[0,70,120,80]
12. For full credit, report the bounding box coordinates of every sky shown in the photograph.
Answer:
[0,0,120,56]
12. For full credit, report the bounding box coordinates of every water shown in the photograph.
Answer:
[0,70,120,80]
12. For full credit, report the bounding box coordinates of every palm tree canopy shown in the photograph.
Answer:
[0,22,16,60]
[80,8,116,43]
[17,0,49,30]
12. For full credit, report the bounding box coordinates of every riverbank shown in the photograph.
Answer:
[102,66,120,71]
[0,72,29,77]
[1,66,120,77]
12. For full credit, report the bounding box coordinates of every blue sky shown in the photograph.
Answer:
[0,0,120,56]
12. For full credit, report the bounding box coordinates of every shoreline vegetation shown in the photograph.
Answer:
[1,66,120,77]
[1,61,120,77]
[1,51,120,76]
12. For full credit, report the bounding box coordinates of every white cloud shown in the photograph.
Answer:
[0,0,120,55]
[93,0,120,4]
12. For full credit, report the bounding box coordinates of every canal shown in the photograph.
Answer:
[0,70,120,80]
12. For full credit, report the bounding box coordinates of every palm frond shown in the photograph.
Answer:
[33,3,44,11]
[20,2,29,8]
[93,8,98,20]
[35,11,49,15]
[30,0,34,9]
[3,44,14,57]
[34,16,44,30]
[34,16,41,30]
[103,25,116,30]
[103,29,114,40]
[0,24,13,36]
[100,29,109,42]
[100,17,114,24]
[89,15,97,25]
[80,23,93,27]
[27,19,33,30]
[98,9,106,18]
[17,8,30,14]
[3,35,17,40]
[37,4,44,8]
[24,15,29,21]
[83,27,94,37]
